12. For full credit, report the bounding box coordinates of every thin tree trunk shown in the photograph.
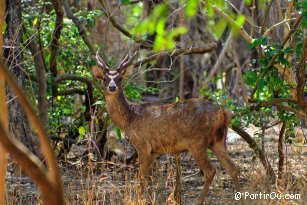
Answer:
[278,122,286,179]
[4,0,42,160]
[26,36,49,130]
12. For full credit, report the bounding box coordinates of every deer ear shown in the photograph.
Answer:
[92,66,104,79]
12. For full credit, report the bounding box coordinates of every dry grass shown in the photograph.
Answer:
[5,132,306,205]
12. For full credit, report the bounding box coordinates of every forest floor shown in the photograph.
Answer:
[6,125,307,205]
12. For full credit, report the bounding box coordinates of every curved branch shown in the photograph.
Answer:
[0,123,57,205]
[57,88,85,96]
[231,125,276,180]
[276,105,307,119]
[55,74,93,85]
[134,43,217,67]
[0,67,64,204]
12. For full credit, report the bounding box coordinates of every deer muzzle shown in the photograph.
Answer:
[108,80,117,92]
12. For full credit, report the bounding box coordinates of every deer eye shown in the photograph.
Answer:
[103,77,107,82]
[118,77,122,81]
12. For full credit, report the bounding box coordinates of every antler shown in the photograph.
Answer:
[95,49,110,73]
[117,46,138,73]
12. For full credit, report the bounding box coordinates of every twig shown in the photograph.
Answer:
[203,33,233,89]
[260,0,274,35]
[208,4,253,43]
[263,18,296,37]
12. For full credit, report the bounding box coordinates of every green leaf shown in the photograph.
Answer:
[236,15,245,27]
[186,0,199,18]
[78,126,86,136]
[115,127,122,140]
[33,17,38,27]
[245,0,252,5]
[121,0,130,5]
[156,19,166,35]
[212,19,227,39]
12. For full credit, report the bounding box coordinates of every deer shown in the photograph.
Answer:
[92,51,242,205]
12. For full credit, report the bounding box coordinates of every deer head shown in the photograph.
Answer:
[92,49,137,95]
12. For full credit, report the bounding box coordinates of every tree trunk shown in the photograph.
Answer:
[4,0,42,160]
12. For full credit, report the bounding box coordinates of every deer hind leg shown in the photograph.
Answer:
[189,147,216,205]
[211,141,242,196]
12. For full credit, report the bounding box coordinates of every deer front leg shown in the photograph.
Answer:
[137,148,155,190]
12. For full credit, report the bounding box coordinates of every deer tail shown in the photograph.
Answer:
[216,109,231,143]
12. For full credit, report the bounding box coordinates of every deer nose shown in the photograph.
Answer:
[108,85,117,92]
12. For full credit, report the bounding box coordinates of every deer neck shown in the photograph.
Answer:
[105,91,132,130]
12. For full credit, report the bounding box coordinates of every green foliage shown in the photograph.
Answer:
[124,82,159,101]
[233,34,301,140]
[22,1,104,136]
[132,3,187,52]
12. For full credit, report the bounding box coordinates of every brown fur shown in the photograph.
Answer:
[93,66,242,205]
